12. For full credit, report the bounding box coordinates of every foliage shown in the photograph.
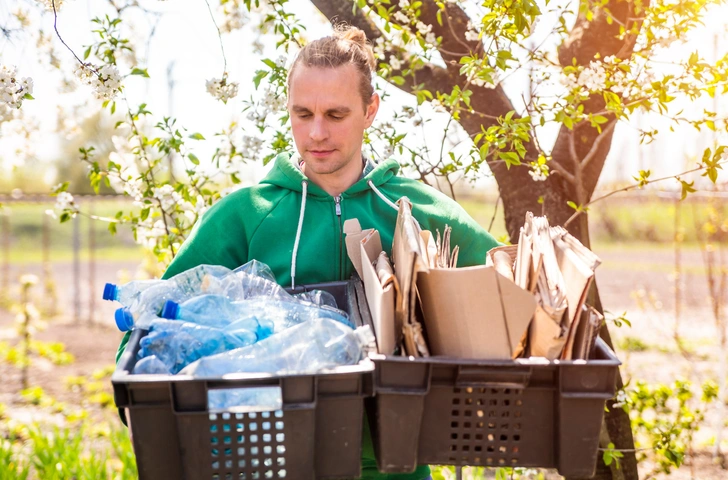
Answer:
[612,379,719,477]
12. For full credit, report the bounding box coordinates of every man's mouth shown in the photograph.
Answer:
[309,149,335,158]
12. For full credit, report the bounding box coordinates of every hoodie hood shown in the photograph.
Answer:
[260,151,400,197]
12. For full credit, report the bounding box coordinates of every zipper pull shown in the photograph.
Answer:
[334,196,342,216]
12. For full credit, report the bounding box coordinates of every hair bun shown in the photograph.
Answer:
[333,25,376,71]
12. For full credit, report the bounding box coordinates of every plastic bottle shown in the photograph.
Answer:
[179,319,374,377]
[103,279,164,307]
[132,355,172,375]
[137,318,257,374]
[114,265,236,332]
[161,295,351,335]
[292,289,339,308]
[232,259,276,282]
[159,294,273,339]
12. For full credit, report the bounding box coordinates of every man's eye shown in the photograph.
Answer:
[330,115,343,120]
[298,114,311,119]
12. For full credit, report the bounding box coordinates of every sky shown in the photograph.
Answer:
[1,0,727,193]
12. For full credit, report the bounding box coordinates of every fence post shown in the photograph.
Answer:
[73,212,81,324]
[1,208,9,301]
[42,209,57,317]
[88,199,96,325]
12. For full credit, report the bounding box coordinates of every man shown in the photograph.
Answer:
[116,25,500,480]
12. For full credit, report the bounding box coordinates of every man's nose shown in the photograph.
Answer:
[309,117,328,142]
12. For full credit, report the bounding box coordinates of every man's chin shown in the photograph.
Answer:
[303,155,341,175]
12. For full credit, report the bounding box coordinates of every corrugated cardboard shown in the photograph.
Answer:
[343,219,398,355]
[390,200,536,360]
[391,199,430,357]
[417,266,536,359]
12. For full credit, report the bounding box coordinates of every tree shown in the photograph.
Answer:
[2,0,727,478]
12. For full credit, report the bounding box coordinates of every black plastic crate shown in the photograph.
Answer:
[349,279,621,478]
[112,280,373,480]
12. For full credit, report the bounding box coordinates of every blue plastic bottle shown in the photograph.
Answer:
[137,318,257,374]
[161,295,350,335]
[115,265,237,332]
[179,319,374,377]
[103,279,164,307]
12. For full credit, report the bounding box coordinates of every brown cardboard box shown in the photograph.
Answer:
[393,199,536,360]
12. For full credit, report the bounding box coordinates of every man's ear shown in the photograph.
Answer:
[364,93,380,129]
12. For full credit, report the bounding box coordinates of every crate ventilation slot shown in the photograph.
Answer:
[209,410,286,479]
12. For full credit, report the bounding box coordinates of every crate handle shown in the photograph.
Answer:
[455,366,532,388]
[207,385,283,413]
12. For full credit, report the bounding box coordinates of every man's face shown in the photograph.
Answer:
[287,63,379,176]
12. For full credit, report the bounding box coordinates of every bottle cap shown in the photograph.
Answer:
[103,283,117,301]
[115,307,134,331]
[161,300,180,320]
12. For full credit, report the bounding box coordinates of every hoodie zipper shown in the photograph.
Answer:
[334,195,343,280]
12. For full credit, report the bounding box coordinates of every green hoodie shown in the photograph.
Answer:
[116,152,500,479]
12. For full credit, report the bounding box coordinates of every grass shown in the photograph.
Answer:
[1,199,144,265]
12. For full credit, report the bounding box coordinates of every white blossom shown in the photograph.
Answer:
[75,63,122,100]
[0,103,15,123]
[425,32,437,46]
[576,61,607,91]
[416,21,432,36]
[136,219,168,249]
[242,135,264,159]
[393,11,409,24]
[374,36,387,59]
[261,84,286,113]
[206,76,239,103]
[275,55,287,68]
[398,0,410,7]
[219,2,249,33]
[0,65,33,110]
[528,163,548,182]
[37,0,64,11]
[465,29,480,42]
[612,389,628,409]
[153,184,182,211]
[389,56,402,71]
[53,191,78,217]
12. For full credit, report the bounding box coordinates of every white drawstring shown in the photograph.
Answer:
[290,180,308,288]
[367,180,399,212]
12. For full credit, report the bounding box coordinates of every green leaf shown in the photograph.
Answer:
[498,151,520,168]
[108,222,117,235]
[130,68,150,78]
[188,153,200,165]
[189,133,206,140]
[679,179,696,200]
[253,70,268,89]
[23,93,34,100]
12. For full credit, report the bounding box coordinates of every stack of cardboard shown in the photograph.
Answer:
[345,200,602,361]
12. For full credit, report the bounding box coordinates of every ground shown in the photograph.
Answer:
[1,245,727,479]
